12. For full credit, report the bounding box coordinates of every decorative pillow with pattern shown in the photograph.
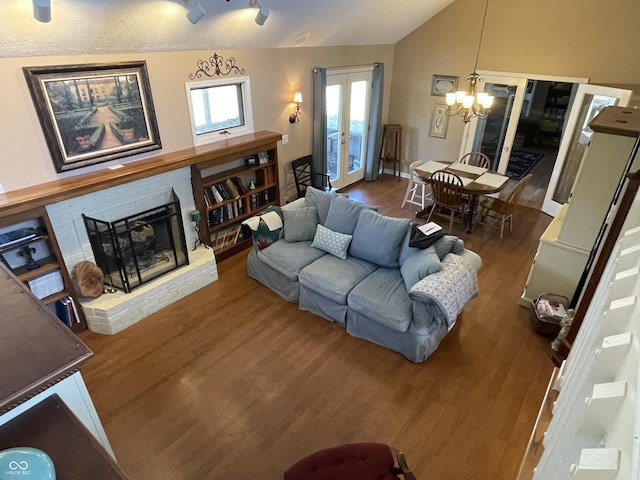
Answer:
[310,224,352,260]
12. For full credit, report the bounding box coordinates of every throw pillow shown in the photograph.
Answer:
[432,235,465,260]
[399,246,442,290]
[305,186,335,226]
[310,224,352,260]
[324,194,366,235]
[349,208,410,268]
[283,207,318,242]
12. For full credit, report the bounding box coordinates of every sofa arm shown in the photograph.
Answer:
[409,253,479,331]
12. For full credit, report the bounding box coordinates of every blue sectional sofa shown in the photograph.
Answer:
[246,187,481,363]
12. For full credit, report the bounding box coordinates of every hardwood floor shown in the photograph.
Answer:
[79,176,556,480]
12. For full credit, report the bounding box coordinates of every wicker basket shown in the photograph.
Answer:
[529,293,568,336]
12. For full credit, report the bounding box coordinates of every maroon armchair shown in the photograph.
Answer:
[283,443,417,480]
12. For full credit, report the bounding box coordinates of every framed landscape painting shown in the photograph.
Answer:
[23,61,161,172]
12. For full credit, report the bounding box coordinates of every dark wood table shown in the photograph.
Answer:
[415,161,510,232]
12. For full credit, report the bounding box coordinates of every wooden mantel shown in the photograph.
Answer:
[0,130,282,219]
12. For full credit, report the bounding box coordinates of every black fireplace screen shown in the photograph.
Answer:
[83,192,188,293]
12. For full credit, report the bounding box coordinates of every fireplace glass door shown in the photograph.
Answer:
[83,195,188,293]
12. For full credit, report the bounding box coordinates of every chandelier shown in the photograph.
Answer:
[446,0,494,123]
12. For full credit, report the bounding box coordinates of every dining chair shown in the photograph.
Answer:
[283,443,417,480]
[478,173,533,238]
[401,161,433,210]
[458,152,491,169]
[426,170,467,233]
[291,155,335,199]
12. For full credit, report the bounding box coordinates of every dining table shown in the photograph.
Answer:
[414,160,510,233]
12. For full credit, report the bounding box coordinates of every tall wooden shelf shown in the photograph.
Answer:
[0,207,87,334]
[191,131,281,261]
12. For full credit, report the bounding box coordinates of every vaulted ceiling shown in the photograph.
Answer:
[0,0,454,57]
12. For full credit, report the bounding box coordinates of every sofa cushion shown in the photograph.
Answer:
[349,209,410,268]
[299,254,378,305]
[324,195,366,235]
[283,207,318,242]
[432,235,465,260]
[399,246,442,290]
[310,224,352,260]
[305,186,336,226]
[257,239,326,281]
[348,267,413,332]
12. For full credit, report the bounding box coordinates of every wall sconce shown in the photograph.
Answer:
[186,1,206,24]
[33,0,51,23]
[289,92,303,124]
[249,0,269,26]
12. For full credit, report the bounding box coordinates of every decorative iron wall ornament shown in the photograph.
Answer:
[188,53,246,79]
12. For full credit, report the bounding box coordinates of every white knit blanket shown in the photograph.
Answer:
[408,253,479,330]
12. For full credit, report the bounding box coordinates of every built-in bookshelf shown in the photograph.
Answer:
[0,207,87,333]
[191,131,281,261]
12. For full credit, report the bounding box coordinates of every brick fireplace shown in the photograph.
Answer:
[46,167,218,334]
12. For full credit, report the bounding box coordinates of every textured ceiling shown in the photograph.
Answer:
[0,0,453,58]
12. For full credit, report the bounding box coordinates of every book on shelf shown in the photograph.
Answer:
[214,183,230,201]
[209,185,224,203]
[54,295,80,327]
[55,297,72,327]
[225,179,241,199]
[232,177,249,195]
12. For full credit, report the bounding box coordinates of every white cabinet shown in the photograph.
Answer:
[521,205,589,305]
[557,133,636,251]
[521,110,639,307]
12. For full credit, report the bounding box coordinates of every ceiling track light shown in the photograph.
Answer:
[249,0,269,26]
[33,0,51,23]
[186,1,206,25]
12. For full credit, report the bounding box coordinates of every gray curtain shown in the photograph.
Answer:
[365,63,384,181]
[312,67,327,189]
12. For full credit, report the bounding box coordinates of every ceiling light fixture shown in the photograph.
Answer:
[33,0,51,23]
[445,0,494,123]
[186,1,206,24]
[249,0,269,26]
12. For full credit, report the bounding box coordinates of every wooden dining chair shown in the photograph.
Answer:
[291,155,335,199]
[401,161,433,210]
[478,173,533,238]
[426,170,467,233]
[458,152,491,169]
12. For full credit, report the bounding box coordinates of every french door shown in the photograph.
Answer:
[460,74,528,173]
[325,68,372,189]
[541,84,631,216]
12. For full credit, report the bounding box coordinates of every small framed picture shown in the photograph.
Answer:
[431,75,458,97]
[429,103,449,139]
